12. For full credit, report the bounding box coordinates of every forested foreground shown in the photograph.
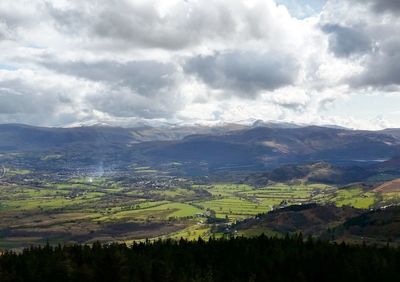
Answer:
[1,236,400,282]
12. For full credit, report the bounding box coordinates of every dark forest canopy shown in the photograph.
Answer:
[1,235,400,282]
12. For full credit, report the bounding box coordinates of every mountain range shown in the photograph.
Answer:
[1,123,400,174]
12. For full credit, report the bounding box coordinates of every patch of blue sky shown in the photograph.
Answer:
[324,93,400,129]
[0,64,17,71]
[276,0,327,18]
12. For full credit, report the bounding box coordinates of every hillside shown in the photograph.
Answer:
[234,204,361,237]
[143,126,400,171]
[244,162,374,185]
[337,206,400,244]
[1,124,400,174]
[234,204,400,244]
[0,123,248,152]
[374,179,400,193]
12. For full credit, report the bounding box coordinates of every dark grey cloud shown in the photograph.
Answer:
[350,43,400,88]
[322,24,372,57]
[0,69,182,124]
[40,59,184,119]
[0,78,72,114]
[0,2,43,40]
[321,1,400,90]
[0,89,54,114]
[42,0,293,52]
[354,0,400,14]
[90,2,198,50]
[44,2,84,35]
[0,16,13,41]
[0,79,75,125]
[272,101,307,112]
[44,60,178,97]
[184,51,299,97]
[44,0,238,51]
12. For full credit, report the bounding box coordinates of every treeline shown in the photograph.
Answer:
[1,235,400,282]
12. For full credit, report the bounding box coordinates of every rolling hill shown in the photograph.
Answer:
[234,204,361,237]
[0,123,248,152]
[1,123,400,174]
[144,126,400,171]
[337,206,400,243]
[374,179,400,193]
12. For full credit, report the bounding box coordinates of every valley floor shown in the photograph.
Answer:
[2,166,399,249]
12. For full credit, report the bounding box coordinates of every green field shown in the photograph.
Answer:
[0,174,395,249]
[191,183,336,220]
[332,188,376,209]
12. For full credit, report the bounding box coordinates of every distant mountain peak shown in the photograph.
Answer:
[251,120,302,129]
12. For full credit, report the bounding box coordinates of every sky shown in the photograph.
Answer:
[1,0,400,129]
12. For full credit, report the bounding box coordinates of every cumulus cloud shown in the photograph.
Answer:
[43,59,179,97]
[0,69,87,126]
[42,0,298,52]
[353,0,400,14]
[350,49,400,89]
[184,51,300,98]
[321,0,400,90]
[0,0,399,129]
[321,24,372,57]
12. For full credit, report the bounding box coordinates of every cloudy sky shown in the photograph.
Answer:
[1,0,400,129]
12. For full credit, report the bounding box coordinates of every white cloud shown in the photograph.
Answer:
[0,0,399,129]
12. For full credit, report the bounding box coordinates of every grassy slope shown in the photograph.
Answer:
[0,176,399,249]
